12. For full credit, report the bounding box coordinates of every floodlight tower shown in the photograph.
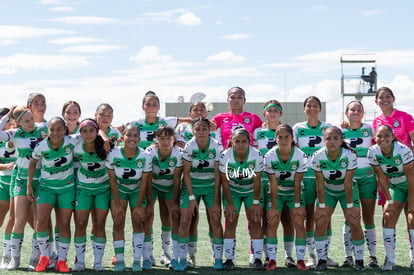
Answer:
[340,53,377,122]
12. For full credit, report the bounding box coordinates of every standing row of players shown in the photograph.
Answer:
[0,86,412,272]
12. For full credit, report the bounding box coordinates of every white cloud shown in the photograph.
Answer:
[131,46,172,64]
[377,50,414,66]
[311,6,329,13]
[48,36,105,45]
[141,9,187,23]
[37,0,61,4]
[176,12,201,26]
[0,25,74,40]
[0,40,19,45]
[49,6,74,12]
[362,10,384,16]
[208,51,246,64]
[221,33,250,40]
[60,45,123,53]
[0,53,90,74]
[48,16,118,25]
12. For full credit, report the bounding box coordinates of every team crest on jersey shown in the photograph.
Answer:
[208,150,214,159]
[137,159,143,168]
[393,120,400,128]
[291,162,297,171]
[340,159,347,168]
[394,157,401,165]
[64,146,71,154]
[40,129,47,138]
[362,129,369,137]
[168,159,175,167]
[244,116,251,124]
[248,162,254,170]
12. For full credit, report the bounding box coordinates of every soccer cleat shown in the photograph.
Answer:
[142,259,152,270]
[297,260,308,271]
[263,256,269,268]
[285,256,296,267]
[55,260,70,273]
[36,256,51,272]
[253,258,263,271]
[93,262,105,272]
[174,258,187,272]
[132,260,142,271]
[314,259,327,271]
[0,255,10,269]
[187,255,196,268]
[326,257,339,267]
[306,253,316,267]
[354,260,365,271]
[342,256,354,267]
[28,257,39,271]
[114,261,125,271]
[368,256,378,268]
[7,256,20,270]
[265,259,276,271]
[169,259,178,270]
[160,253,171,266]
[214,259,223,270]
[382,261,395,271]
[48,251,57,268]
[72,261,85,272]
[223,259,235,271]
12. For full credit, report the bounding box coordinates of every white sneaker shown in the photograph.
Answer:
[160,253,171,266]
[0,256,10,269]
[187,255,196,268]
[249,253,254,267]
[382,261,395,271]
[7,256,20,270]
[306,254,316,267]
[28,257,39,271]
[326,257,339,267]
[72,261,85,272]
[93,262,105,272]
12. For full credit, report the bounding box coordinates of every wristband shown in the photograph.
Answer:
[386,199,393,205]
[253,199,260,205]
[294,203,301,208]
[319,203,325,208]
[346,203,353,208]
[188,195,196,201]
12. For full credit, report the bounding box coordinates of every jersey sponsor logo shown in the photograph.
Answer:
[54,157,67,167]
[348,137,363,148]
[279,171,292,181]
[87,162,100,171]
[266,139,276,149]
[328,170,342,180]
[385,165,398,174]
[159,168,171,176]
[197,160,209,170]
[224,160,256,181]
[308,136,322,147]
[146,131,156,142]
[122,168,136,179]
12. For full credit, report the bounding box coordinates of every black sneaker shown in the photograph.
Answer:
[368,256,378,268]
[342,256,354,267]
[223,259,234,271]
[355,260,365,271]
[253,258,263,271]
[315,259,327,271]
[285,256,296,268]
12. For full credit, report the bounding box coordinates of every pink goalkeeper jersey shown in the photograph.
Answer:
[213,111,262,148]
[373,109,414,148]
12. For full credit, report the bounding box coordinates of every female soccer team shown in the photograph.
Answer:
[0,86,413,272]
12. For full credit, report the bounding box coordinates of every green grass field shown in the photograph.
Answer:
[2,203,414,274]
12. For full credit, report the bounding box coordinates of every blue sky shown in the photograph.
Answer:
[1,0,414,125]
